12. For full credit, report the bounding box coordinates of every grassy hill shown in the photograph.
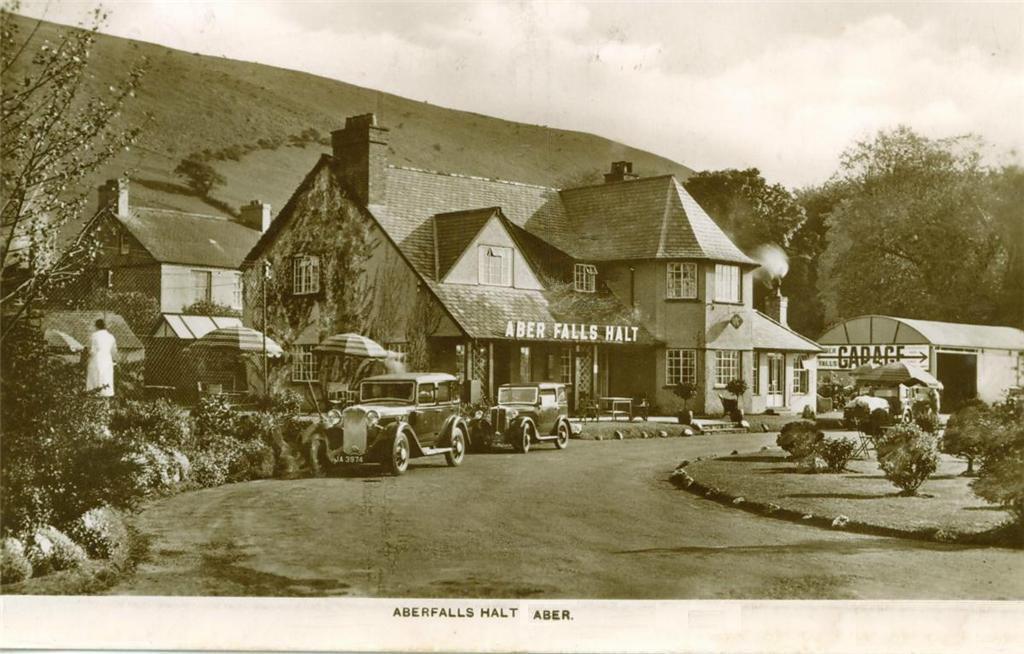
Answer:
[7,13,694,221]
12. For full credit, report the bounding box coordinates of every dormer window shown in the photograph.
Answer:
[574,263,597,293]
[293,255,320,295]
[478,245,511,286]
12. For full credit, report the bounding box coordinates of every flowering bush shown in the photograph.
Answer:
[816,437,857,473]
[192,395,239,443]
[875,423,939,496]
[123,435,191,494]
[26,525,88,575]
[69,507,132,567]
[111,399,193,450]
[777,421,822,461]
[1,537,33,583]
[256,388,304,415]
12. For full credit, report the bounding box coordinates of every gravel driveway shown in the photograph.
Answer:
[106,434,1024,599]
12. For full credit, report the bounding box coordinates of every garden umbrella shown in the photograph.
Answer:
[44,328,84,352]
[857,361,943,388]
[315,332,387,358]
[188,325,284,357]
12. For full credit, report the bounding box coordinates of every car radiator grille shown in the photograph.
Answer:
[490,407,505,432]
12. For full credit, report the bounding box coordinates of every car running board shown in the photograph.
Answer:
[419,446,454,456]
[534,435,559,441]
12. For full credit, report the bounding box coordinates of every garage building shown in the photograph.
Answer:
[818,315,1024,409]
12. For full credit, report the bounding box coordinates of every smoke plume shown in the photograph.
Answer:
[752,244,790,287]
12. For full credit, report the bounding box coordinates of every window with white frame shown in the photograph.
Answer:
[753,353,760,394]
[714,264,741,303]
[714,350,740,387]
[118,233,129,255]
[231,273,243,309]
[189,270,212,304]
[792,355,809,394]
[559,348,573,384]
[666,349,697,386]
[478,245,512,286]
[574,263,597,293]
[667,262,697,299]
[291,345,318,382]
[292,255,320,295]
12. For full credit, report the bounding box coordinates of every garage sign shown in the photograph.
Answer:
[819,344,931,371]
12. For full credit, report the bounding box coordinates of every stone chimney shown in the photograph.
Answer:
[604,161,639,183]
[765,286,789,326]
[98,178,130,216]
[331,113,390,206]
[239,200,272,233]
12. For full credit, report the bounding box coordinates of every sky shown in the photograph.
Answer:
[14,1,1024,187]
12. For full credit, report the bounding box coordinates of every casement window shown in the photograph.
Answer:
[231,273,243,309]
[792,355,810,394]
[714,264,741,303]
[574,263,597,293]
[559,348,573,384]
[714,350,740,387]
[666,348,697,386]
[292,255,320,295]
[118,233,129,255]
[478,245,512,286]
[291,345,318,382]
[190,270,212,304]
[753,352,760,394]
[518,346,531,382]
[666,262,697,299]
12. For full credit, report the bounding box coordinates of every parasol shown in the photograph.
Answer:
[856,361,943,388]
[188,325,284,357]
[314,332,387,358]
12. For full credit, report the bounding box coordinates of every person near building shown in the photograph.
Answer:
[86,318,118,397]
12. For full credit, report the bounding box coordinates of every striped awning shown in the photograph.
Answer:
[188,325,284,358]
[315,333,387,358]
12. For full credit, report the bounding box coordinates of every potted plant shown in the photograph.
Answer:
[725,378,748,423]
[673,382,697,424]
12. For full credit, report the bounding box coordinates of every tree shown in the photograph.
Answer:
[817,127,1011,326]
[174,156,226,197]
[0,4,148,342]
[941,400,991,476]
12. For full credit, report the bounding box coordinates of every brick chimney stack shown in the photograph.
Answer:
[765,286,789,326]
[331,113,390,207]
[239,200,272,233]
[98,178,130,216]
[604,161,639,183]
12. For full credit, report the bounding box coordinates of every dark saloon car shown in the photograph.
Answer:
[309,372,470,475]
[470,382,572,453]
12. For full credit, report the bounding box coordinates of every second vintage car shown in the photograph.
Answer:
[308,372,470,475]
[470,382,573,453]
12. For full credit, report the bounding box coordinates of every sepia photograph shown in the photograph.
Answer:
[1,1,1022,651]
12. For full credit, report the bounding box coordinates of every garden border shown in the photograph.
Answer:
[669,454,1020,549]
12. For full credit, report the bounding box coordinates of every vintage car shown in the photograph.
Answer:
[470,382,572,453]
[309,372,470,475]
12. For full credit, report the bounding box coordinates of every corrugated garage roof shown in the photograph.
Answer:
[819,315,1024,350]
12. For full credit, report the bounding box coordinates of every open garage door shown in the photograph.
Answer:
[936,352,977,411]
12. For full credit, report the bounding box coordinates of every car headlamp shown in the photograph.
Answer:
[323,409,343,428]
[366,410,380,427]
[473,409,483,420]
[506,408,519,420]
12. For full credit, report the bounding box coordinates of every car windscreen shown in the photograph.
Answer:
[359,381,415,403]
[498,387,539,404]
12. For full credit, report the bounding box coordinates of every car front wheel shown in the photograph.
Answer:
[554,421,570,449]
[513,421,531,454]
[445,426,466,467]
[383,430,410,475]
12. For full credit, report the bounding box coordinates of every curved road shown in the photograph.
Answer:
[107,434,1024,599]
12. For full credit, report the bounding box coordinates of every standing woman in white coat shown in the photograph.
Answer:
[86,318,118,397]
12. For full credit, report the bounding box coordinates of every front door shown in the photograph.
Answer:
[767,353,785,408]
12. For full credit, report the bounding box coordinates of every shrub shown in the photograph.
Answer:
[777,420,822,461]
[971,400,1024,523]
[1,537,33,583]
[816,437,857,472]
[866,407,893,437]
[126,438,191,493]
[800,405,816,420]
[193,395,239,443]
[69,507,132,567]
[725,378,748,397]
[875,423,939,496]
[256,388,304,415]
[111,399,193,450]
[941,400,990,475]
[914,410,941,435]
[26,526,88,575]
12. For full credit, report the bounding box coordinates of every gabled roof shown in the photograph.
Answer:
[752,311,823,353]
[559,176,757,264]
[41,311,144,350]
[117,207,260,269]
[433,207,500,278]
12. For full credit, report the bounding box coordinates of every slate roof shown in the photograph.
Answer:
[118,207,260,269]
[41,311,145,350]
[433,208,499,278]
[752,311,823,353]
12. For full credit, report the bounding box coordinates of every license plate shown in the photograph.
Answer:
[342,455,364,464]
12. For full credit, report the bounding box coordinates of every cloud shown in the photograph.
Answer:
[13,1,1024,187]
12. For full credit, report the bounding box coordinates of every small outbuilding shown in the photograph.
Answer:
[818,315,1024,409]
